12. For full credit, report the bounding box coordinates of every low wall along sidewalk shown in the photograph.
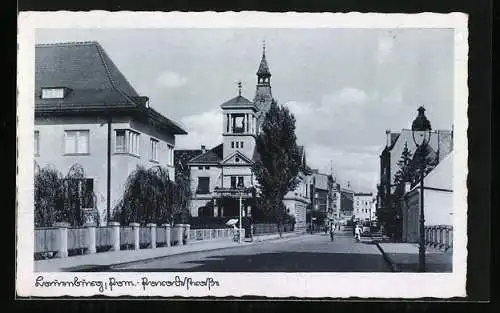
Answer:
[34,222,242,260]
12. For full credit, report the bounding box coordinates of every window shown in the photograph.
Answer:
[240,141,244,148]
[167,144,174,166]
[205,166,210,170]
[233,115,245,133]
[115,130,126,153]
[197,177,210,194]
[150,138,159,161]
[64,130,89,154]
[198,166,203,170]
[114,130,140,156]
[128,131,140,155]
[230,176,244,189]
[236,142,240,148]
[34,131,39,155]
[231,141,234,148]
[41,88,65,99]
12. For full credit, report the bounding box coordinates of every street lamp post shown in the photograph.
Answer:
[411,106,432,273]
[239,190,243,243]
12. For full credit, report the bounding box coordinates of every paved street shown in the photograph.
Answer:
[103,233,391,272]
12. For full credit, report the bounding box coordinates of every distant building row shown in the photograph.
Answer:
[306,169,376,225]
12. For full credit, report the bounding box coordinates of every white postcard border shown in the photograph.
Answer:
[17,11,469,298]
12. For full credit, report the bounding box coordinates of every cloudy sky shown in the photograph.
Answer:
[36,28,454,193]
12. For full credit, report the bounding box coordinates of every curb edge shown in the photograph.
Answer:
[375,242,400,272]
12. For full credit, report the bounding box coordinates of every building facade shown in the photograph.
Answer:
[376,126,453,239]
[182,46,310,233]
[353,192,374,221]
[401,151,453,243]
[310,171,334,213]
[377,128,453,209]
[34,41,187,225]
[339,186,355,220]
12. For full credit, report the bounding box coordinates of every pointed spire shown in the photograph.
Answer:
[257,40,271,78]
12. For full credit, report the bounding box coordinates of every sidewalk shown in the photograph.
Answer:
[35,231,301,272]
[376,242,453,272]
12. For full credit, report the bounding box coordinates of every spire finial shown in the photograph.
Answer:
[262,39,266,56]
[237,81,242,96]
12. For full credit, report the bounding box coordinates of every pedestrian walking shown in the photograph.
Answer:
[329,221,335,241]
[355,225,361,242]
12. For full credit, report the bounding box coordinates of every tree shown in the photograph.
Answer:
[61,164,100,227]
[173,155,192,224]
[34,164,64,227]
[411,145,439,186]
[251,100,303,237]
[394,142,414,187]
[113,165,189,225]
[34,163,100,227]
[384,143,438,241]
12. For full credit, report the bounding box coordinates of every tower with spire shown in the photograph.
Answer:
[254,41,275,132]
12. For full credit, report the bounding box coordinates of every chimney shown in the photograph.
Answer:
[201,145,206,153]
[385,129,391,147]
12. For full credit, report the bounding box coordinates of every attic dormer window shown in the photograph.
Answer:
[41,88,65,99]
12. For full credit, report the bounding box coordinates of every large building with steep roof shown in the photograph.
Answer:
[179,46,310,233]
[34,41,187,225]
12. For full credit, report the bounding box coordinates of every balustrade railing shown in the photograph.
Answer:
[424,225,453,251]
[34,223,238,260]
[35,221,295,260]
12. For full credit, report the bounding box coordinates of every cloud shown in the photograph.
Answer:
[285,86,409,192]
[176,109,222,149]
[286,87,375,145]
[377,33,395,65]
[305,143,379,192]
[156,71,188,88]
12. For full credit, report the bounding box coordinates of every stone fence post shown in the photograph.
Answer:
[54,222,69,258]
[84,222,96,254]
[175,224,184,246]
[162,223,171,247]
[147,223,157,249]
[109,221,121,251]
[449,226,454,250]
[130,222,140,250]
[184,224,191,245]
[439,226,444,249]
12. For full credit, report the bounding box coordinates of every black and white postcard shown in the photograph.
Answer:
[16,11,468,298]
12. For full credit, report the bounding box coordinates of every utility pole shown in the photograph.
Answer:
[239,189,243,243]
